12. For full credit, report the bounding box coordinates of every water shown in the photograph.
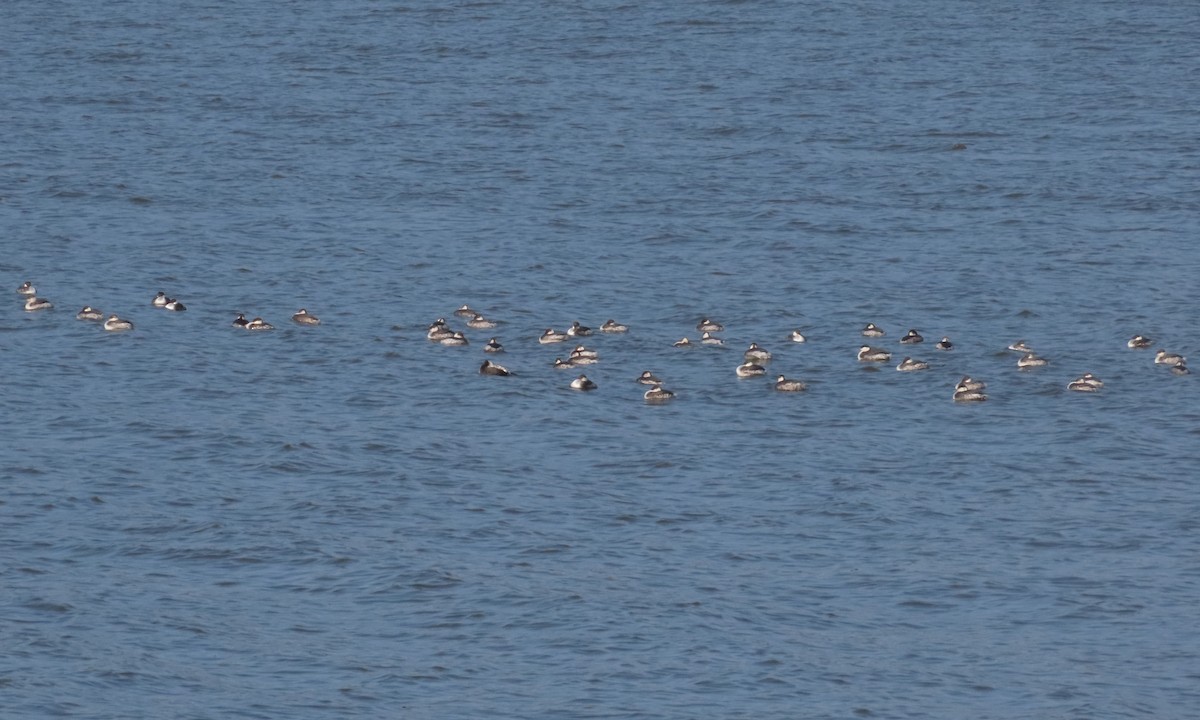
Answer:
[3,1,1199,718]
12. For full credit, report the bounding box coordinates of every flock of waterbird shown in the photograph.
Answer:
[15,282,1190,402]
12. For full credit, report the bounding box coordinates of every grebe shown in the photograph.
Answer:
[857,346,890,362]
[570,374,597,391]
[896,357,929,372]
[291,308,320,326]
[479,359,511,376]
[103,314,134,332]
[774,375,807,392]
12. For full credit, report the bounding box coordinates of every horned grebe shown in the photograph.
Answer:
[16,281,35,296]
[1127,335,1152,349]
[744,343,771,361]
[539,328,568,344]
[1067,373,1103,392]
[570,374,597,391]
[1171,362,1190,375]
[467,314,496,329]
[697,318,723,332]
[76,306,104,321]
[936,337,953,351]
[955,376,986,392]
[232,313,249,328]
[291,308,320,326]
[600,319,628,333]
[857,345,890,362]
[484,337,504,353]
[673,337,691,347]
[453,304,475,317]
[103,314,133,332]
[701,332,723,345]
[163,298,186,311]
[569,345,598,360]
[644,384,675,403]
[900,329,924,344]
[23,296,52,311]
[427,321,454,341]
[1155,349,1185,365]
[566,321,592,337]
[439,331,468,346]
[636,371,663,385]
[896,357,929,372]
[953,388,988,402]
[774,375,807,392]
[1017,352,1048,368]
[862,323,884,337]
[736,361,766,378]
[479,359,511,376]
[1008,340,1032,353]
[151,292,169,307]
[246,317,274,331]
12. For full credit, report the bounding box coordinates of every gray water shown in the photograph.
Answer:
[3,1,1199,718]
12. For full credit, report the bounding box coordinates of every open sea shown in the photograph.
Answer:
[3,1,1199,718]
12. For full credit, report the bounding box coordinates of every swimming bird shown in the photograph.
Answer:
[552,357,578,369]
[16,281,35,296]
[76,306,104,321]
[479,359,511,376]
[453,304,476,317]
[102,314,134,332]
[246,317,274,331]
[1017,352,1048,368]
[427,320,454,341]
[439,331,469,346]
[151,291,169,307]
[857,345,891,362]
[774,375,807,392]
[291,308,320,325]
[736,361,766,377]
[789,329,807,343]
[862,323,885,337]
[1008,340,1033,353]
[484,337,504,353]
[467,314,496,329]
[744,342,771,361]
[1127,335,1152,349]
[701,332,723,345]
[953,387,988,402]
[955,376,986,392]
[163,298,186,311]
[570,374,597,391]
[900,329,924,344]
[600,319,628,333]
[1067,373,1103,392]
[673,337,691,347]
[569,345,598,360]
[1171,362,1190,375]
[697,318,723,332]
[1155,349,1186,365]
[232,313,249,328]
[567,321,592,337]
[539,328,568,344]
[936,336,953,351]
[643,384,675,403]
[23,296,52,311]
[636,371,663,385]
[896,357,929,372]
